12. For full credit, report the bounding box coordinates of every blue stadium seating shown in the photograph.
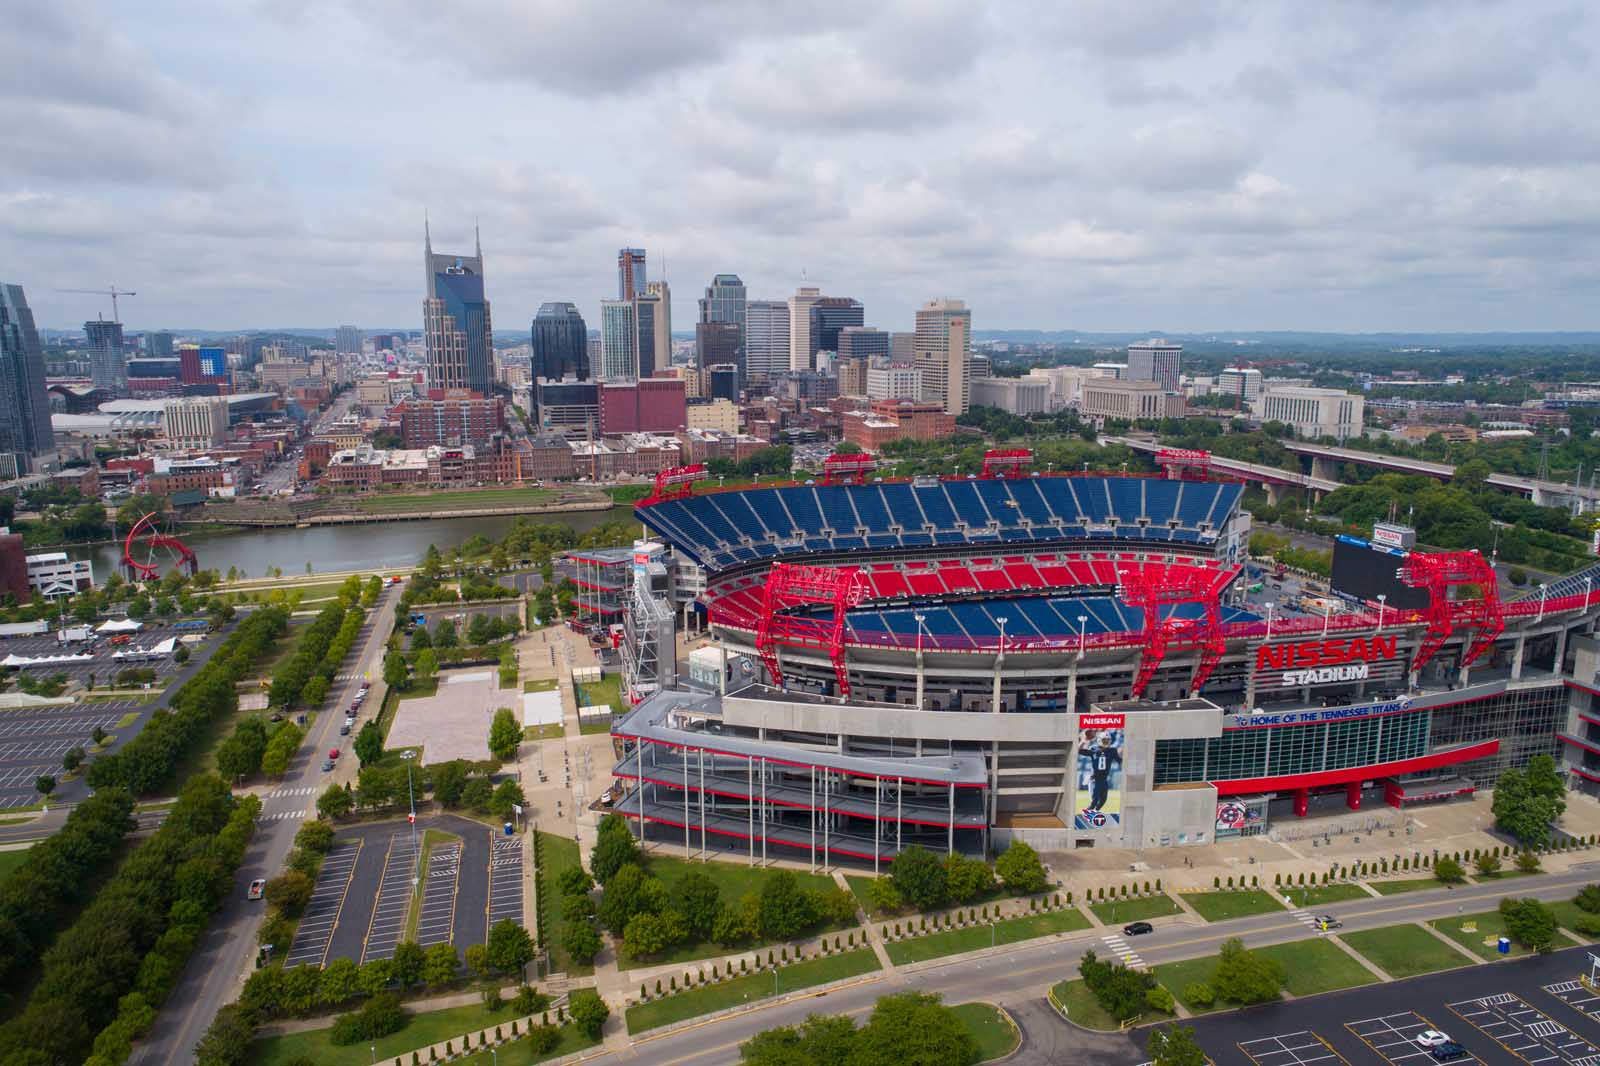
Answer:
[849,596,1257,644]
[638,477,1243,570]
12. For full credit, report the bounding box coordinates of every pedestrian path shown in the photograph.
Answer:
[1100,932,1146,971]
[267,786,317,799]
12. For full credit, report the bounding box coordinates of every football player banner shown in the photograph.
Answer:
[1073,713,1124,830]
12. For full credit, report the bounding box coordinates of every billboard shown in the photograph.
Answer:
[1253,635,1406,688]
[1073,713,1124,830]
[1331,536,1429,611]
[1215,796,1268,838]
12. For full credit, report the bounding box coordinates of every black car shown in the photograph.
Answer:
[1430,1043,1467,1061]
[1123,921,1154,936]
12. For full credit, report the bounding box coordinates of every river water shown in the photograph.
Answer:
[67,505,640,579]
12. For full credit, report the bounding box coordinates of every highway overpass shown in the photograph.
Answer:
[1279,440,1598,508]
[1101,436,1341,504]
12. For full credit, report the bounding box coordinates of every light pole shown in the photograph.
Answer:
[402,749,420,897]
[1538,582,1549,623]
[1078,615,1088,654]
[1376,594,1386,632]
[1322,601,1331,638]
[914,613,927,709]
[370,1045,376,1065]
[1586,577,1593,610]
[996,617,1008,655]
[1265,602,1274,639]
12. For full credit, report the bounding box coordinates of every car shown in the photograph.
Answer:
[1430,1043,1467,1061]
[1315,914,1343,930]
[1417,1031,1452,1049]
[339,724,350,735]
[246,878,266,901]
[328,748,340,760]
[322,759,335,771]
[269,712,284,723]
[1123,921,1154,936]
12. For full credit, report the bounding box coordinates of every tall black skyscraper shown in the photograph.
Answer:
[531,302,589,380]
[0,284,56,470]
[423,220,493,395]
[809,297,864,360]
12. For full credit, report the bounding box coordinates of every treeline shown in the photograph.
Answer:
[0,775,260,1066]
[270,601,363,711]
[0,788,136,1005]
[86,606,289,795]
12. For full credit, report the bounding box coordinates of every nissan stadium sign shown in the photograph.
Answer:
[1254,636,1402,688]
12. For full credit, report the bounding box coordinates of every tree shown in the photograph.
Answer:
[414,648,437,683]
[1149,1025,1208,1066]
[294,818,335,854]
[492,778,525,821]
[317,784,353,819]
[431,760,469,807]
[467,612,493,646]
[383,651,407,690]
[1475,852,1502,877]
[624,912,681,957]
[866,876,902,914]
[353,720,383,767]
[464,943,491,979]
[1494,758,1567,846]
[192,1004,255,1066]
[1210,938,1283,1004]
[422,941,459,987]
[486,919,535,973]
[598,864,668,932]
[851,991,977,1066]
[569,989,610,1039]
[1434,856,1466,884]
[35,775,55,799]
[433,619,458,649]
[1499,897,1558,952]
[758,870,817,940]
[488,707,521,762]
[318,957,361,1005]
[391,941,425,987]
[460,776,492,812]
[558,867,595,897]
[61,746,85,773]
[674,871,723,939]
[889,845,948,910]
[590,814,641,883]
[562,918,602,964]
[995,840,1048,894]
[264,871,315,917]
[1515,850,1542,873]
[943,854,994,904]
[1576,884,1600,914]
[410,626,432,651]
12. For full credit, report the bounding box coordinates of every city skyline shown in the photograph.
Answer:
[5,2,1598,335]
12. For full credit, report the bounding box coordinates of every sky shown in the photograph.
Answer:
[4,0,1598,335]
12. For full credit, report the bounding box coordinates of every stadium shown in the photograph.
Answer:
[605,449,1600,866]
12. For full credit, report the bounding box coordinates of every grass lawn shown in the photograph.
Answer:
[1371,877,1449,896]
[624,949,880,1034]
[1430,910,1580,960]
[114,711,140,728]
[533,832,591,976]
[450,1024,601,1066]
[1179,889,1286,922]
[0,847,31,886]
[523,678,558,693]
[523,723,564,741]
[1548,899,1599,941]
[575,674,627,716]
[1276,883,1371,907]
[1089,895,1182,925]
[1254,939,1379,996]
[168,633,289,782]
[579,719,613,735]
[248,1001,538,1066]
[1340,924,1477,977]
[398,677,440,700]
[1051,978,1125,1031]
[353,487,564,514]
[884,907,1090,966]
[950,1003,1018,1062]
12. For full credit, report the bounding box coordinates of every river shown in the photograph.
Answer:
[67,505,640,579]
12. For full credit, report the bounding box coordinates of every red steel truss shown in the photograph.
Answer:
[1397,550,1503,673]
[980,448,1033,479]
[1117,563,1237,696]
[642,463,708,505]
[122,511,200,581]
[822,452,879,485]
[1155,448,1213,479]
[755,562,866,698]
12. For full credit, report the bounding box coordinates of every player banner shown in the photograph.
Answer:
[1073,713,1124,830]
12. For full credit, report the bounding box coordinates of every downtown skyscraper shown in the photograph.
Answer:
[85,317,126,390]
[423,221,493,395]
[0,284,56,471]
[531,302,589,380]
[617,247,647,300]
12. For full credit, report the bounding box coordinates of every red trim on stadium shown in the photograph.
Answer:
[628,735,986,788]
[1570,766,1600,785]
[1210,739,1500,796]
[1566,679,1600,697]
[1559,734,1600,757]
[612,810,885,861]
[612,770,971,827]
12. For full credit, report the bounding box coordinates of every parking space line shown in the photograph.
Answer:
[1346,1010,1479,1066]
[1449,992,1598,1066]
[416,842,461,947]
[284,839,361,967]
[488,836,523,927]
[361,832,417,964]
[1239,1031,1350,1066]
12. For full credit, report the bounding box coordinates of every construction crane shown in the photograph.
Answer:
[58,286,137,323]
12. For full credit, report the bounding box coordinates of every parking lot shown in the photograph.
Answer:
[284,839,360,967]
[0,698,150,809]
[488,837,523,927]
[1178,946,1600,1066]
[0,622,201,687]
[296,814,502,965]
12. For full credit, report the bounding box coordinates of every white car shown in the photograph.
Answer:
[1417,1031,1452,1048]
[246,878,266,901]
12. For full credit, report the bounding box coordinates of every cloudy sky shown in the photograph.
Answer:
[5,0,1597,334]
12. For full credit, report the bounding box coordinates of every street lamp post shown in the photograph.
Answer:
[1538,583,1549,623]
[993,617,1008,712]
[402,749,420,897]
[1265,602,1274,639]
[914,613,927,709]
[1376,594,1386,632]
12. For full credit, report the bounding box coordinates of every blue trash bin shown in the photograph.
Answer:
[1497,936,1511,954]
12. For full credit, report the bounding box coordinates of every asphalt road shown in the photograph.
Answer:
[133,584,401,1065]
[597,866,1600,1066]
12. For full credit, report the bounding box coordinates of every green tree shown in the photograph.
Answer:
[492,778,525,821]
[1499,897,1558,952]
[414,647,437,683]
[866,876,902,914]
[598,863,667,932]
[192,1004,255,1066]
[264,871,315,917]
[316,784,353,819]
[1493,755,1567,846]
[430,760,469,807]
[943,854,994,904]
[1149,1025,1208,1066]
[562,918,602,964]
[35,774,55,799]
[434,619,458,649]
[1210,938,1283,1004]
[590,814,641,883]
[995,840,1048,894]
[421,941,459,987]
[889,844,948,910]
[409,626,432,651]
[1434,856,1466,884]
[1475,852,1502,877]
[318,957,361,1005]
[486,919,536,973]
[568,989,610,1039]
[467,612,493,646]
[353,720,383,767]
[488,707,521,762]
[391,941,425,987]
[294,818,336,854]
[757,870,817,940]
[851,991,977,1066]
[624,911,682,957]
[674,871,723,940]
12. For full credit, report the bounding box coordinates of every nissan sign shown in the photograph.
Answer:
[1255,636,1400,688]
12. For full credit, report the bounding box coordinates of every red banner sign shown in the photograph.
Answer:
[1255,636,1397,673]
[1079,713,1126,729]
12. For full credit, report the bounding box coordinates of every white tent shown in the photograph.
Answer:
[1,652,93,667]
[96,619,143,633]
[522,689,562,727]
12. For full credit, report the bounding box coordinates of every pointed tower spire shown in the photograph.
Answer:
[425,210,432,253]
[474,218,482,260]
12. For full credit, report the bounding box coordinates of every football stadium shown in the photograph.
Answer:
[604,449,1600,864]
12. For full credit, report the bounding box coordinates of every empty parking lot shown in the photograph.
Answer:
[0,698,150,809]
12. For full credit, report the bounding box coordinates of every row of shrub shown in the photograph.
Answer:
[882,893,1075,941]
[269,601,359,711]
[0,775,260,1066]
[864,840,1050,914]
[86,606,290,795]
[636,944,869,1002]
[0,787,136,999]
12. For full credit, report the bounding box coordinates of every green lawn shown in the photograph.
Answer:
[579,719,613,735]
[523,723,564,741]
[885,907,1090,966]
[1154,939,1373,1013]
[1340,924,1477,978]
[1089,895,1182,925]
[523,678,558,693]
[1179,889,1286,922]
[0,847,32,886]
[1153,956,1234,1014]
[1429,910,1581,960]
[248,1001,536,1066]
[1276,883,1371,907]
[1371,877,1449,896]
[625,949,880,1034]
[950,1003,1018,1062]
[353,487,565,514]
[533,833,591,976]
[1050,978,1125,1031]
[1548,899,1599,941]
[449,1024,600,1065]
[575,674,627,716]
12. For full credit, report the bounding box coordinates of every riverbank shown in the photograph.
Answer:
[184,485,615,528]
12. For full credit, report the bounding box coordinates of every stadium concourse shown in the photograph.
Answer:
[598,450,1600,865]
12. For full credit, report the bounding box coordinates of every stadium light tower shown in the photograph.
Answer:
[1077,614,1088,654]
[1376,594,1387,632]
[993,616,1008,712]
[1538,583,1549,623]
[914,613,927,708]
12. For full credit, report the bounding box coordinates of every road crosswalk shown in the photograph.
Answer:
[260,808,309,821]
[1101,932,1146,970]
[267,786,317,799]
[1291,908,1328,932]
